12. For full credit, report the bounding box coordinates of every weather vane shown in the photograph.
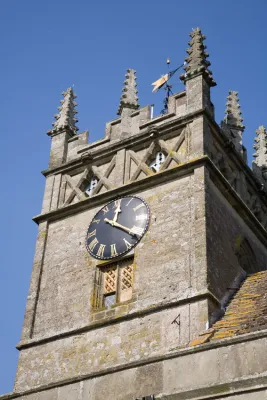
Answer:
[151,59,185,114]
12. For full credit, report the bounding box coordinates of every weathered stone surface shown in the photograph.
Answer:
[4,27,267,400]
[49,88,78,135]
[117,69,139,116]
[180,28,216,87]
[27,175,206,340]
[206,177,267,302]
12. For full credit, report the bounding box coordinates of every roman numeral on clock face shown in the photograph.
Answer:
[135,214,147,221]
[102,206,109,215]
[97,244,106,258]
[126,198,134,207]
[133,203,146,212]
[130,226,144,237]
[123,238,132,250]
[113,200,121,209]
[88,229,96,238]
[88,237,99,251]
[110,244,118,257]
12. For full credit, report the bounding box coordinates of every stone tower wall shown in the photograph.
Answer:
[14,165,211,392]
[206,175,267,302]
[3,28,267,400]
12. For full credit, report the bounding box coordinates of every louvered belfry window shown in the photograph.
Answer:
[102,258,134,307]
[149,151,166,172]
[85,176,98,197]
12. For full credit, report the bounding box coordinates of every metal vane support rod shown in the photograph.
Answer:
[151,61,185,115]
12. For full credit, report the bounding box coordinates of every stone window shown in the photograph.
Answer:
[85,176,98,197]
[99,258,134,308]
[149,151,166,172]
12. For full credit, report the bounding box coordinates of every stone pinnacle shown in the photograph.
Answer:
[117,69,139,116]
[51,88,79,134]
[224,91,245,130]
[253,125,267,168]
[180,27,216,86]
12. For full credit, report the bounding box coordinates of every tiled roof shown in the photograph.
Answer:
[190,270,267,347]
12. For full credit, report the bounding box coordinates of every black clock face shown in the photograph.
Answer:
[86,196,150,260]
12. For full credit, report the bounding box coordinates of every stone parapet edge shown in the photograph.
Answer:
[42,111,190,177]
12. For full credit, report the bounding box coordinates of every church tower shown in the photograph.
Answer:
[2,28,267,400]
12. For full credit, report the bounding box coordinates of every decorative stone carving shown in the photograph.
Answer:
[81,151,93,163]
[253,126,267,168]
[180,27,216,86]
[147,125,160,137]
[61,155,116,206]
[128,127,188,182]
[48,88,78,135]
[117,69,139,115]
[221,91,245,155]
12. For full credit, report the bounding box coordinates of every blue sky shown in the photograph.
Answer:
[1,0,267,394]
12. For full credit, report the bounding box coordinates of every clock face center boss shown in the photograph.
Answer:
[86,196,150,260]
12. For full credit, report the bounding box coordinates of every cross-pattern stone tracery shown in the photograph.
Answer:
[61,155,116,207]
[128,126,189,182]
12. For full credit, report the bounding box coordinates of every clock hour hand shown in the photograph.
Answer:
[104,218,143,237]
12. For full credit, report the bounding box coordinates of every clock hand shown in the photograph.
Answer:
[113,200,121,223]
[104,218,143,237]
[104,218,130,233]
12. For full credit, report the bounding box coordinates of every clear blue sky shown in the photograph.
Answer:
[1,0,267,394]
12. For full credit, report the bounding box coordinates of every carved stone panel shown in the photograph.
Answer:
[59,155,117,207]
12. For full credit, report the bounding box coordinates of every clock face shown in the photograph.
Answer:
[86,196,150,260]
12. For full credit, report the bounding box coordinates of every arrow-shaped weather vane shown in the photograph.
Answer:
[151,60,186,114]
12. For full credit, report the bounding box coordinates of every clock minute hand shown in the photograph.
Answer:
[104,218,139,236]
[104,218,131,234]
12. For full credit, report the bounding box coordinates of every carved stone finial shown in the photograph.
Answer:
[180,27,216,87]
[221,91,245,156]
[224,91,245,130]
[253,126,267,168]
[49,88,79,135]
[117,69,139,116]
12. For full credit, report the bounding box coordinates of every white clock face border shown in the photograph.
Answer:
[85,196,150,260]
